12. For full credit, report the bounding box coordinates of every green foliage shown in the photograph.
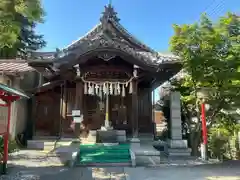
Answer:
[0,135,19,160]
[0,0,46,58]
[208,126,231,160]
[208,121,240,160]
[169,13,240,155]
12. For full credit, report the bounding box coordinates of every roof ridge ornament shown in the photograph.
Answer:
[100,3,120,24]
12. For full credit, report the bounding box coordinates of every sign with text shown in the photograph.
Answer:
[72,110,81,116]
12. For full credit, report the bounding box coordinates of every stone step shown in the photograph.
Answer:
[168,148,192,156]
[88,130,126,143]
[27,139,74,150]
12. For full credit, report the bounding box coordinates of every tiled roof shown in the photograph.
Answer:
[55,5,181,66]
[0,59,35,74]
[138,51,180,65]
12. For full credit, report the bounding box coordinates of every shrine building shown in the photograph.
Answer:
[28,4,184,147]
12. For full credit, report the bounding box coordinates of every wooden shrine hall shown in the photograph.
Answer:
[28,4,181,142]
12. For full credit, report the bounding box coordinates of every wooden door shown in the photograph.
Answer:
[35,93,60,136]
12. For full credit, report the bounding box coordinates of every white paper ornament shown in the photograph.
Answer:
[109,83,113,95]
[106,83,109,95]
[117,83,121,95]
[95,84,99,95]
[99,85,103,99]
[103,83,107,94]
[91,84,95,95]
[84,82,88,94]
[122,84,126,97]
[114,83,118,95]
[88,83,91,94]
[129,81,133,94]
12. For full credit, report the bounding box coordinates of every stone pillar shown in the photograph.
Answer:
[168,91,188,149]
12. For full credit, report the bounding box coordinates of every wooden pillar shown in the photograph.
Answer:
[59,81,68,137]
[74,81,84,136]
[63,81,67,119]
[59,84,64,137]
[132,79,138,138]
[31,96,37,138]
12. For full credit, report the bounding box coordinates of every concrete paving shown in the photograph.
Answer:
[124,163,240,180]
[1,150,240,180]
[1,162,240,180]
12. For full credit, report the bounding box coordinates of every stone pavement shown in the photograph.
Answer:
[1,162,240,180]
[1,150,240,180]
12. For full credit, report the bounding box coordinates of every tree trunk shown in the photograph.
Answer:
[190,130,201,156]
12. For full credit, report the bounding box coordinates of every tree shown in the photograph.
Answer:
[170,13,240,155]
[0,0,46,58]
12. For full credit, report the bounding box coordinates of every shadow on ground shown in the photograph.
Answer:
[0,165,127,180]
[8,141,80,167]
[1,161,240,180]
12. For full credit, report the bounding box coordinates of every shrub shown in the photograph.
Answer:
[0,135,19,159]
[208,124,240,160]
[208,127,230,160]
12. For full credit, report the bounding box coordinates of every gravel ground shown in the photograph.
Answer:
[1,163,240,180]
[7,150,65,167]
[0,150,239,180]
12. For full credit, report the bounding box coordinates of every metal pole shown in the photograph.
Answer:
[2,101,11,174]
[201,102,208,161]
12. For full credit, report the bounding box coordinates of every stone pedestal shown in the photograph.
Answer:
[96,130,117,143]
[87,130,127,143]
[167,139,188,149]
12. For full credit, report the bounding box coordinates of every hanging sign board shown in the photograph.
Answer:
[72,110,81,117]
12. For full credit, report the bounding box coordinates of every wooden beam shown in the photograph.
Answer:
[58,48,158,72]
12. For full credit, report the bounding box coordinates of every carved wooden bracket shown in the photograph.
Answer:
[97,52,116,61]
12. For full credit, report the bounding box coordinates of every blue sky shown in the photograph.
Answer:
[37,0,239,102]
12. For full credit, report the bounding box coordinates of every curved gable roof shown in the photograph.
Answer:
[55,4,180,67]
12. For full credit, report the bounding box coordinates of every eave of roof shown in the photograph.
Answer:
[0,83,30,99]
[27,80,64,94]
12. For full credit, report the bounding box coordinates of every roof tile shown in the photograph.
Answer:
[0,59,35,73]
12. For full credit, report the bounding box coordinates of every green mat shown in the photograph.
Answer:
[77,144,131,164]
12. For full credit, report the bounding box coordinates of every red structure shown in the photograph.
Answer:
[0,83,29,174]
[201,102,208,160]
[201,102,207,145]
